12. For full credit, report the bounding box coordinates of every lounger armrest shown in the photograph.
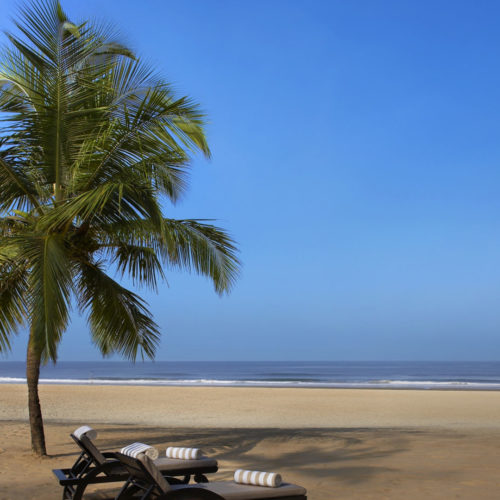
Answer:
[103,451,119,459]
[52,468,78,485]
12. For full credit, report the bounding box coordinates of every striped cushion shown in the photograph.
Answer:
[73,426,97,441]
[166,446,202,460]
[120,442,159,460]
[234,469,282,488]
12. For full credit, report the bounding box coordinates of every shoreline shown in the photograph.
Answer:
[2,380,500,391]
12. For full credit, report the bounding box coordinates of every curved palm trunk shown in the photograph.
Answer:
[26,330,47,456]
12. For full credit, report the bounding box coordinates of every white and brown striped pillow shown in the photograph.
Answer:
[234,469,282,488]
[166,446,202,460]
[73,425,97,441]
[120,442,159,460]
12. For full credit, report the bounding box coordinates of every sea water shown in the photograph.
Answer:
[1,360,499,390]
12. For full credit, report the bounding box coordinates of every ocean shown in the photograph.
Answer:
[1,360,499,390]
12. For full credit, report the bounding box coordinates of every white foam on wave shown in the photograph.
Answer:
[1,376,499,390]
[0,377,26,383]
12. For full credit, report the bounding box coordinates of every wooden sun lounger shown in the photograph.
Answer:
[52,433,219,500]
[115,452,307,500]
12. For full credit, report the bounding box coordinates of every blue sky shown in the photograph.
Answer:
[3,0,500,361]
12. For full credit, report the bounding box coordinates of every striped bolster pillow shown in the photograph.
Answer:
[120,442,159,460]
[73,426,97,441]
[234,469,282,488]
[166,447,202,460]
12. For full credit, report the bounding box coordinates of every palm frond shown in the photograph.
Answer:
[96,218,240,294]
[112,243,166,290]
[77,62,209,195]
[0,258,28,352]
[160,219,240,294]
[17,233,73,361]
[77,260,160,360]
[39,180,163,232]
[0,153,41,212]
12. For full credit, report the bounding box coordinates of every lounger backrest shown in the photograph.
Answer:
[116,453,171,495]
[71,433,106,466]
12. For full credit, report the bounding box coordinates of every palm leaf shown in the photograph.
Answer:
[160,219,240,294]
[112,243,166,290]
[19,233,73,361]
[95,218,240,294]
[0,258,28,352]
[0,154,41,212]
[77,260,160,360]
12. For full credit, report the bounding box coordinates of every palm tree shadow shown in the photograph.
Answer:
[74,426,424,497]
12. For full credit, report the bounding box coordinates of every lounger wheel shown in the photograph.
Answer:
[166,475,191,485]
[194,474,208,483]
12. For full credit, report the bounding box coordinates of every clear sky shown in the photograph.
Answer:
[3,0,500,361]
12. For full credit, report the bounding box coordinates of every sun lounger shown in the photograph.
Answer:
[52,431,218,500]
[115,452,307,500]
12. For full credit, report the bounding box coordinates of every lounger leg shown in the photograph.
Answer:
[116,478,134,500]
[62,484,76,500]
[117,484,141,500]
[72,462,119,500]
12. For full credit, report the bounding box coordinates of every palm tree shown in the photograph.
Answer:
[0,0,239,456]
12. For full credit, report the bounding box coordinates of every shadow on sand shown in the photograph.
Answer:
[57,426,421,496]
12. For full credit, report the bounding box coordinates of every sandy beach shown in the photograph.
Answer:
[1,384,500,499]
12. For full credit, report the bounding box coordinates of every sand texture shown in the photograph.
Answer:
[1,384,500,499]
